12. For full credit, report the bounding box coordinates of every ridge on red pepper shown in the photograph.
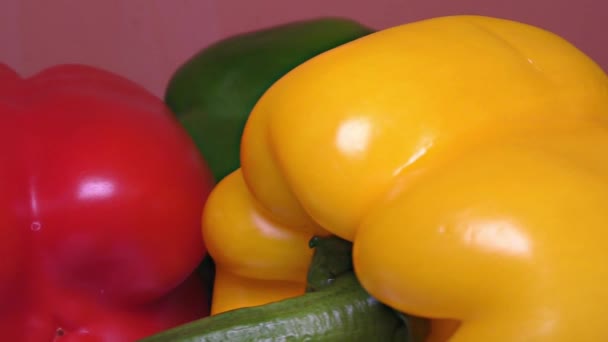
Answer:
[0,63,214,341]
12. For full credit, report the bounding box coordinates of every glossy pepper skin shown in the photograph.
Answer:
[0,64,214,341]
[164,17,373,182]
[203,169,323,314]
[203,15,608,341]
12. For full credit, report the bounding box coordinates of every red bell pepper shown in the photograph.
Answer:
[0,64,214,341]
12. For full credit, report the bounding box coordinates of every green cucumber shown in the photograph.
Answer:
[140,272,407,342]
[139,236,429,341]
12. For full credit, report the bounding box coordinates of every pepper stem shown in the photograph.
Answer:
[306,235,353,292]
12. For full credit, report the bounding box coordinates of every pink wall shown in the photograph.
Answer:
[1,0,606,98]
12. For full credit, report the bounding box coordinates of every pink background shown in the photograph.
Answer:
[1,0,606,98]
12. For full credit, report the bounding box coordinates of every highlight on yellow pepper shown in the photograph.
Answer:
[202,14,608,340]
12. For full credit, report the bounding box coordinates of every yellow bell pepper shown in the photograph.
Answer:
[202,14,608,341]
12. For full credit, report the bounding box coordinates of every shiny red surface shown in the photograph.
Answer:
[0,64,213,341]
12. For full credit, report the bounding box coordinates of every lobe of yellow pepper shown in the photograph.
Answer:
[203,14,608,340]
[201,170,316,314]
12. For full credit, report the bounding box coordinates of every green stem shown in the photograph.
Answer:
[306,235,353,292]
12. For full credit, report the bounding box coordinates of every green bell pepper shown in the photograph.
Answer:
[164,17,373,181]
